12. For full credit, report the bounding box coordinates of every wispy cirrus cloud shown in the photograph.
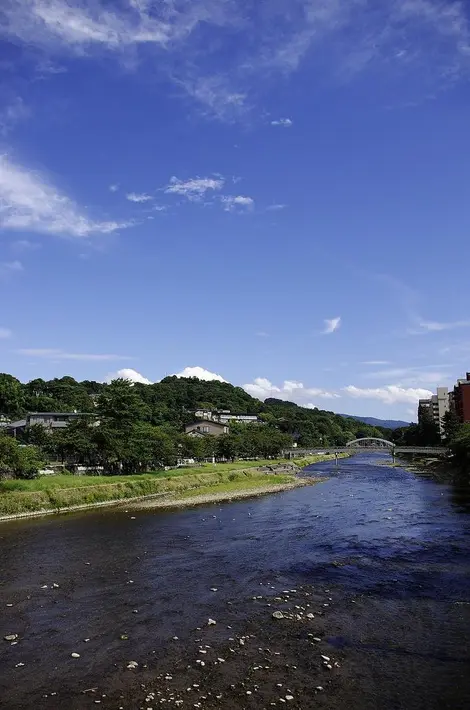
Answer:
[2,1,469,119]
[0,155,132,238]
[17,348,132,361]
[221,195,254,212]
[266,204,287,211]
[408,318,470,335]
[271,118,293,127]
[323,317,341,334]
[126,192,153,203]
[164,175,225,202]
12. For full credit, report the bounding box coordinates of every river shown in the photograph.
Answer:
[1,454,469,709]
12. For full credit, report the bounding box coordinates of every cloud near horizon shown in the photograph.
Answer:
[343,385,433,405]
[243,377,339,404]
[106,368,153,384]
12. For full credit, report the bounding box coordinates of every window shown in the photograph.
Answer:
[203,426,209,433]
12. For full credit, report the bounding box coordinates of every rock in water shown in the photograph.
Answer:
[272,611,284,619]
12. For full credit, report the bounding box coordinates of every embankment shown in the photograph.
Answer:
[0,453,340,521]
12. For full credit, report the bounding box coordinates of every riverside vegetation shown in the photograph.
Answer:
[0,371,415,516]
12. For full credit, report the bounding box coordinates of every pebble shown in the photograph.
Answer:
[316,686,324,692]
[272,611,284,620]
[285,696,294,701]
[321,655,330,661]
[4,634,18,641]
[207,618,217,626]
[210,588,218,592]
[71,653,80,658]
[15,662,25,667]
[127,661,138,670]
[52,583,60,588]
[6,604,13,607]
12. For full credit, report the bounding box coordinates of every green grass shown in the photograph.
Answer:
[0,459,289,494]
[0,454,337,517]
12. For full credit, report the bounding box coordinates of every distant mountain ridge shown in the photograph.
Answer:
[339,414,411,430]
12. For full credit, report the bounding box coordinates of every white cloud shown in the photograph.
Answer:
[409,318,470,335]
[362,365,451,386]
[0,328,12,339]
[271,118,293,127]
[243,377,339,403]
[343,385,433,405]
[221,195,254,212]
[175,75,247,120]
[17,348,131,361]
[126,192,153,203]
[109,184,119,192]
[266,204,287,211]
[3,0,470,118]
[106,368,153,384]
[0,260,24,279]
[323,317,341,334]
[0,155,132,238]
[164,176,225,202]
[175,366,227,382]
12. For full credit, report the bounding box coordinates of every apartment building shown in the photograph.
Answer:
[418,387,449,434]
[450,372,470,423]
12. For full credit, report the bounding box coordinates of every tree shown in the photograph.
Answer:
[0,374,25,418]
[442,409,461,446]
[416,405,441,446]
[97,379,150,429]
[0,433,44,479]
[448,423,470,472]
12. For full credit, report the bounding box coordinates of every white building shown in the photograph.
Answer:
[419,387,449,435]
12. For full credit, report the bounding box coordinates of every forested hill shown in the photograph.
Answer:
[0,373,387,447]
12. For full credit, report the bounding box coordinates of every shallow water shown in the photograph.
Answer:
[1,453,469,708]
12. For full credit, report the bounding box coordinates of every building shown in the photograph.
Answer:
[6,412,90,437]
[217,414,259,425]
[450,372,470,423]
[418,387,449,434]
[193,409,260,425]
[185,420,229,438]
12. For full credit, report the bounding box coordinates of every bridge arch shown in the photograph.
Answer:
[346,437,395,448]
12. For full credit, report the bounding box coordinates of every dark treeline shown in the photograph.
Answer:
[0,373,389,477]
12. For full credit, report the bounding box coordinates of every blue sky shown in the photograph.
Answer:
[1,0,470,422]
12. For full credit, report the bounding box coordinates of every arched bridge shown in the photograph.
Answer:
[346,437,395,449]
[284,436,447,459]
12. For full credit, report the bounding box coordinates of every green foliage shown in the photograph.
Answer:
[448,423,470,471]
[0,372,393,475]
[0,433,44,479]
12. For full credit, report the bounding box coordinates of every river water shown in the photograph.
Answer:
[1,454,469,709]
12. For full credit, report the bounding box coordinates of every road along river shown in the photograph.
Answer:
[1,453,469,709]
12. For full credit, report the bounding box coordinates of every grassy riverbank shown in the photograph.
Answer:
[0,454,340,518]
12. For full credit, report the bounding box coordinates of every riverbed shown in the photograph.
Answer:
[1,453,469,709]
